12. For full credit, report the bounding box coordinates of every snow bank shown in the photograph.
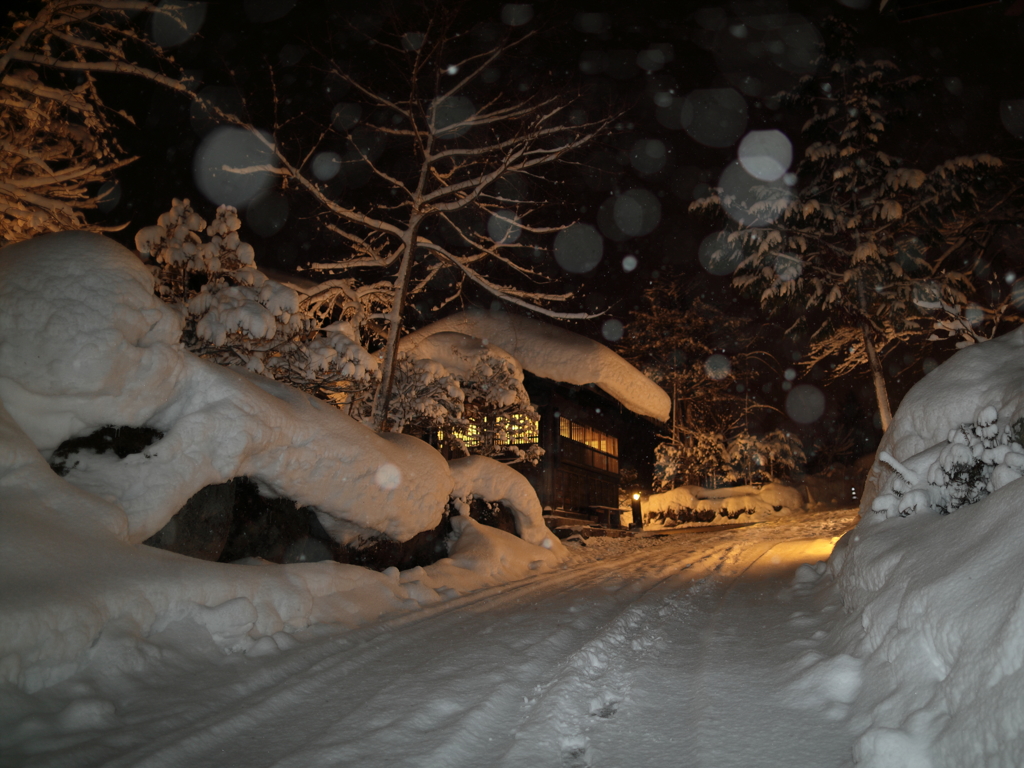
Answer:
[0,401,564,692]
[860,326,1024,519]
[402,308,671,422]
[0,232,568,693]
[646,482,803,527]
[829,328,1024,767]
[448,455,567,558]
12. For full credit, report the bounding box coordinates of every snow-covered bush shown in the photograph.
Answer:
[654,433,727,491]
[723,429,807,486]
[645,483,804,528]
[136,201,541,463]
[654,429,805,491]
[380,330,543,464]
[871,405,1024,518]
[137,199,379,394]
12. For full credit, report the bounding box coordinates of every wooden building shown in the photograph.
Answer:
[458,373,659,513]
[439,373,659,515]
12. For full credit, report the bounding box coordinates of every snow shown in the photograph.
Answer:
[860,326,1024,514]
[0,231,566,692]
[448,455,567,555]
[402,307,672,422]
[0,509,859,767]
[6,230,1024,766]
[830,326,1024,767]
[645,481,804,527]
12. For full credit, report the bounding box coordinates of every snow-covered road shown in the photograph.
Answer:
[2,510,860,768]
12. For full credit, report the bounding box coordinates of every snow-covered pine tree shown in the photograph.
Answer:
[690,18,1007,431]
[622,277,777,488]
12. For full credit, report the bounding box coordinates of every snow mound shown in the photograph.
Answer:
[832,327,1024,767]
[402,308,671,421]
[646,482,803,527]
[860,326,1024,518]
[448,455,567,558]
[0,231,185,453]
[0,232,568,692]
[0,231,452,544]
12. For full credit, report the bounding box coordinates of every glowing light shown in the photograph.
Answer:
[487,210,522,244]
[151,0,206,48]
[705,354,732,380]
[698,231,743,276]
[718,161,793,227]
[193,126,277,209]
[311,151,341,181]
[612,189,661,237]
[680,88,748,148]
[602,319,624,342]
[630,139,668,175]
[375,463,402,491]
[431,96,475,137]
[501,4,533,26]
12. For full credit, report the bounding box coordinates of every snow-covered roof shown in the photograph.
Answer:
[403,309,671,422]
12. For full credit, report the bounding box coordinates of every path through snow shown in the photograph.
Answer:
[1,510,859,768]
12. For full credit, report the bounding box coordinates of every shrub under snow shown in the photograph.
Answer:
[645,482,804,527]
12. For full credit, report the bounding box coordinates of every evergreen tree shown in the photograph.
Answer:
[690,18,1007,431]
[622,277,776,488]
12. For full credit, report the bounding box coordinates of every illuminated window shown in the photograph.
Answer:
[559,418,618,457]
[447,413,539,448]
[559,417,619,474]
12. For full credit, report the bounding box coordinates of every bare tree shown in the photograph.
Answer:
[213,4,616,430]
[0,1,190,243]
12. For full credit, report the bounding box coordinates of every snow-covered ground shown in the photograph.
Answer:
[8,231,1024,767]
[0,509,857,768]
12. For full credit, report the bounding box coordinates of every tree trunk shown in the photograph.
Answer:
[371,217,423,432]
[855,278,892,432]
[860,320,892,432]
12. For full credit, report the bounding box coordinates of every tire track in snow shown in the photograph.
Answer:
[20,539,721,768]
[6,521,855,768]
[494,542,752,768]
